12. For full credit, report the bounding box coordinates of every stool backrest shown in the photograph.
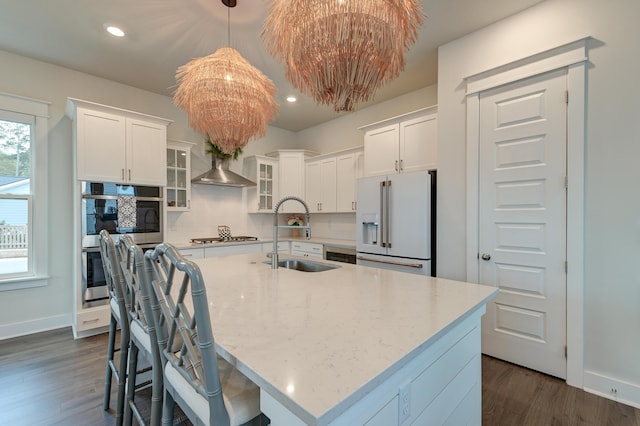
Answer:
[98,230,128,316]
[145,243,230,425]
[117,235,150,330]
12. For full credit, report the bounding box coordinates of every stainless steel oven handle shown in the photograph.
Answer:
[82,194,163,201]
[357,256,423,269]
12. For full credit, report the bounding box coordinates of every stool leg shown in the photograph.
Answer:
[115,322,130,426]
[150,351,164,426]
[161,387,175,426]
[124,340,139,426]
[103,314,117,411]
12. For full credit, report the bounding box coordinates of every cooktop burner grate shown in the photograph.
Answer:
[190,236,259,244]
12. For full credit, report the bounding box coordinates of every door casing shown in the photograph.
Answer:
[464,38,588,388]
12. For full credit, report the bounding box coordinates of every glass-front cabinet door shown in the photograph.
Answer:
[259,162,274,211]
[166,139,195,211]
[243,155,278,213]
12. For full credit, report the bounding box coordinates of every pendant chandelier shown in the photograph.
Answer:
[174,0,278,154]
[262,0,425,112]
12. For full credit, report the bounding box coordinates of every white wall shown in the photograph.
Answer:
[0,49,296,332]
[437,0,640,404]
[296,86,437,154]
[165,126,298,242]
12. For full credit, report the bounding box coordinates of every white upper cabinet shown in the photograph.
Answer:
[361,106,437,177]
[305,147,363,214]
[336,148,363,212]
[267,149,317,214]
[67,98,172,185]
[306,156,336,213]
[166,139,195,211]
[243,155,279,213]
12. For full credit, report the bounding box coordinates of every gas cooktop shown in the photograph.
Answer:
[190,236,259,244]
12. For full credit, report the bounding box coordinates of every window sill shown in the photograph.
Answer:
[0,275,49,291]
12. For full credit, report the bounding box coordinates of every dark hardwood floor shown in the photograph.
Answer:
[482,356,640,426]
[0,328,638,425]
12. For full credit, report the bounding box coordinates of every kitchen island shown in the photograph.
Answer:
[192,253,497,426]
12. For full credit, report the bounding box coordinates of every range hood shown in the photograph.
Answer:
[191,157,256,187]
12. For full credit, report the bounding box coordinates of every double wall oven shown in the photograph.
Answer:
[81,182,163,307]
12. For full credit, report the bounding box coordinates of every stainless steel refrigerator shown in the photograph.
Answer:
[356,170,436,276]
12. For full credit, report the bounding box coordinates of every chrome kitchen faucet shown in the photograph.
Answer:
[272,196,311,269]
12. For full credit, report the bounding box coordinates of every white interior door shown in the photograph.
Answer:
[478,69,567,379]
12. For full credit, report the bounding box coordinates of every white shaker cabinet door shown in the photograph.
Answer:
[363,123,399,177]
[336,152,359,212]
[400,113,437,173]
[127,118,167,186]
[76,108,127,183]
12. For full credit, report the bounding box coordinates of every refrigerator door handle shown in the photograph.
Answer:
[380,180,386,247]
[357,256,424,269]
[386,180,392,248]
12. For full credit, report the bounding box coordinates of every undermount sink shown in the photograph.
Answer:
[263,258,340,272]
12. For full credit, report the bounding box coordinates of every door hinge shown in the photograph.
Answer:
[564,345,568,359]
[565,90,569,104]
[565,261,568,273]
[564,176,568,189]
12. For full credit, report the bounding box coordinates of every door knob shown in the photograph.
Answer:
[481,253,491,261]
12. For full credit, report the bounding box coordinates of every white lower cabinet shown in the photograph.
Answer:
[179,247,205,259]
[291,241,323,259]
[262,241,290,255]
[75,306,110,333]
[205,243,262,258]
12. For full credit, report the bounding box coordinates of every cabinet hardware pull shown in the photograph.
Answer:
[385,180,391,248]
[380,181,386,247]
[395,160,398,171]
[121,168,125,180]
[82,318,100,324]
[357,256,423,269]
[400,159,403,171]
[128,169,131,180]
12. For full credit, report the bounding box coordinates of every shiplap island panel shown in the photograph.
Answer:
[191,253,497,425]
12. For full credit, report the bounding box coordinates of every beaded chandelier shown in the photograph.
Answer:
[173,1,278,154]
[262,0,424,112]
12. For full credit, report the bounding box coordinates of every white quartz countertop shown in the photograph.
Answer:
[192,253,497,425]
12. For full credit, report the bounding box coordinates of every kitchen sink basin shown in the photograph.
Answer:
[263,258,340,272]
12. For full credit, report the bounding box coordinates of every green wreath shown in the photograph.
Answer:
[205,136,243,161]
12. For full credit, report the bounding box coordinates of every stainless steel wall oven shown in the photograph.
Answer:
[80,181,163,307]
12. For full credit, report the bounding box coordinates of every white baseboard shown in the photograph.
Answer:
[584,370,640,409]
[0,314,72,340]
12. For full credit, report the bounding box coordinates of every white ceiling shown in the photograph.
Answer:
[0,0,544,132]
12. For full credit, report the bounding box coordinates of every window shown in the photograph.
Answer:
[0,94,49,289]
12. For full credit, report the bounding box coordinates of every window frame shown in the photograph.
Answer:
[0,93,49,290]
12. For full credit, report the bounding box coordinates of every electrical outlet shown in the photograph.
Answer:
[398,382,411,424]
[610,388,618,396]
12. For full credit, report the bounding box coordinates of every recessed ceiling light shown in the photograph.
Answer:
[106,25,125,37]
[286,96,297,103]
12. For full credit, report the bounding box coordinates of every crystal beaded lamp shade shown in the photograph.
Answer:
[173,47,279,154]
[262,0,424,112]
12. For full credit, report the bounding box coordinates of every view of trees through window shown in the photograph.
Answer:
[0,120,31,177]
[0,118,31,276]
